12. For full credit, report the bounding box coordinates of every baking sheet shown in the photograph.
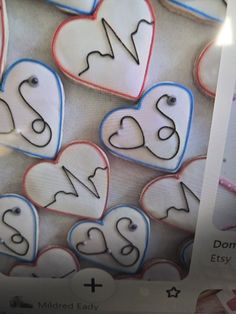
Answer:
[0,0,219,274]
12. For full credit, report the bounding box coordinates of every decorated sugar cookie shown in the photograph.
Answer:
[0,194,38,262]
[160,0,226,24]
[0,59,64,159]
[9,246,80,278]
[179,238,193,270]
[100,82,194,172]
[140,157,206,233]
[0,0,8,80]
[52,0,155,100]
[141,259,182,281]
[118,259,183,281]
[47,0,99,15]
[68,205,150,274]
[23,141,110,219]
[194,41,221,98]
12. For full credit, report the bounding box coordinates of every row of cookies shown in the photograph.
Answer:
[0,0,228,280]
[1,140,196,277]
[0,0,225,162]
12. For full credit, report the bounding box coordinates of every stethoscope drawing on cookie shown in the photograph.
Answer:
[0,75,52,148]
[108,94,180,161]
[76,217,140,268]
[0,207,29,256]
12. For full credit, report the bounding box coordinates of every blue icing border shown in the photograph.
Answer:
[47,0,99,15]
[167,0,224,23]
[99,82,194,173]
[0,194,39,262]
[180,239,193,268]
[0,58,64,160]
[67,205,150,274]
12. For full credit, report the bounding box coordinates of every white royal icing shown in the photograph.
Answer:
[162,0,226,23]
[47,0,99,15]
[0,194,39,262]
[141,157,206,233]
[9,246,80,278]
[52,0,155,100]
[68,205,150,274]
[100,82,194,172]
[0,59,64,159]
[141,260,182,281]
[195,41,221,98]
[0,0,8,80]
[24,141,109,219]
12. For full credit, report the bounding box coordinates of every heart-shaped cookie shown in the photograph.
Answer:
[47,0,99,15]
[0,194,39,262]
[118,259,183,281]
[68,205,150,274]
[140,259,182,281]
[194,41,222,98]
[179,238,193,270]
[160,0,226,24]
[0,0,8,80]
[52,0,155,100]
[100,82,194,172]
[9,246,80,278]
[0,59,64,159]
[140,156,206,233]
[23,141,110,219]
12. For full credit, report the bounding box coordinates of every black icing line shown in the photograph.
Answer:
[0,208,30,256]
[76,217,140,268]
[44,166,108,208]
[78,18,154,76]
[0,77,52,148]
[108,94,180,161]
[159,181,200,220]
[32,269,76,279]
[68,205,150,274]
[0,98,15,134]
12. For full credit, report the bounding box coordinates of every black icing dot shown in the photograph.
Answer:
[13,207,21,215]
[129,223,138,231]
[167,95,177,106]
[28,76,39,87]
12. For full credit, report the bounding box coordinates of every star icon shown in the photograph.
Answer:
[166,287,181,298]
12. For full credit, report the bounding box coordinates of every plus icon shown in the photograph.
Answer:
[83,278,103,293]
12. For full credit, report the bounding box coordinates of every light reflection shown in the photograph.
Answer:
[0,146,13,156]
[216,17,233,46]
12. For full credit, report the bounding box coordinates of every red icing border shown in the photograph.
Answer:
[8,245,80,277]
[22,140,110,220]
[117,259,183,280]
[195,40,216,98]
[51,0,156,100]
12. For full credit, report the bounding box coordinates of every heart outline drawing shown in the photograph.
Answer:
[47,0,100,15]
[140,156,206,233]
[0,194,39,262]
[100,82,194,172]
[67,204,150,274]
[8,245,80,278]
[0,58,64,159]
[52,0,156,100]
[160,0,226,24]
[23,141,110,219]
